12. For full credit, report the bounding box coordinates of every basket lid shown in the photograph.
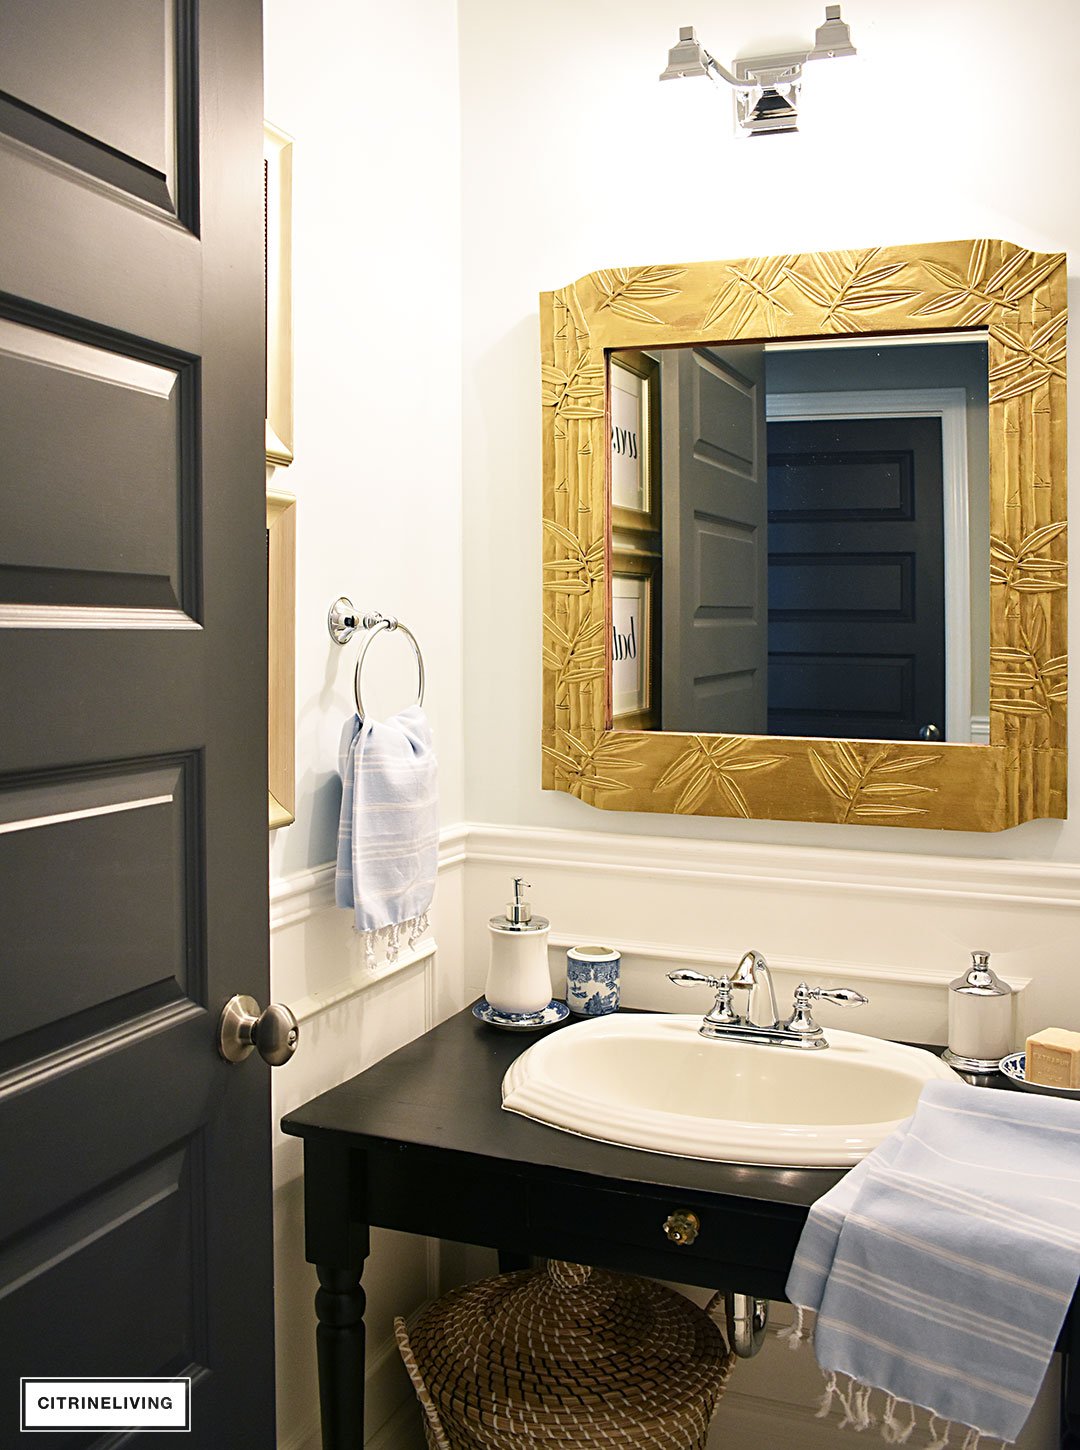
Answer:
[402,1261,733,1448]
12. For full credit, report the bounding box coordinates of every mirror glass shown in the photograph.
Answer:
[608,335,990,745]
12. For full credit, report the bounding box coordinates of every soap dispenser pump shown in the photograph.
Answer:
[942,950,1013,1074]
[485,878,552,1016]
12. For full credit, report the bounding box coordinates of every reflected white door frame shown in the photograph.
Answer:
[766,388,974,746]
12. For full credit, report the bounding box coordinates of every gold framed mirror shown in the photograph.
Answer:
[541,240,1066,831]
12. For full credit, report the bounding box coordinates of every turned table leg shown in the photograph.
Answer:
[302,1138,371,1450]
[315,1265,367,1450]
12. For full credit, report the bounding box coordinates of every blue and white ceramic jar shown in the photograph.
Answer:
[566,945,621,1016]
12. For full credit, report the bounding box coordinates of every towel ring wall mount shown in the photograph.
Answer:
[328,596,425,723]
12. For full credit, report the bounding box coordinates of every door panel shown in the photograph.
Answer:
[1,759,194,1059]
[0,308,196,617]
[0,1,272,1445]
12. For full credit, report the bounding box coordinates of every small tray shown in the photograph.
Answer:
[472,997,569,1032]
[999,1052,1080,1101]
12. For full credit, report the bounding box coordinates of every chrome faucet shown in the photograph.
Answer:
[668,950,869,1050]
[729,949,780,1029]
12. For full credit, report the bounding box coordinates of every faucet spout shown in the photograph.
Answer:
[730,950,780,1029]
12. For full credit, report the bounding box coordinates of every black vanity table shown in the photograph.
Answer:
[282,1005,1080,1450]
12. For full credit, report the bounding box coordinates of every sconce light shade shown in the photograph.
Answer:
[743,86,800,137]
[659,26,715,82]
[808,4,857,60]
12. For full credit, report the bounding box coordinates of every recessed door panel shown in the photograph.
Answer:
[0,1145,206,1378]
[0,0,196,220]
[0,313,197,619]
[769,554,913,619]
[0,760,199,1070]
[768,452,911,519]
[770,653,913,725]
[694,514,757,619]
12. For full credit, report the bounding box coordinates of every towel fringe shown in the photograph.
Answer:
[897,1402,919,1444]
[855,1383,876,1431]
[836,1374,859,1430]
[355,914,431,972]
[812,1379,1009,1449]
[926,1414,952,1449]
[778,1304,808,1350]
[881,1393,901,1443]
[816,1371,839,1419]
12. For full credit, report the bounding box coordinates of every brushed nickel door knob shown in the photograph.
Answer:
[663,1209,700,1246]
[218,994,299,1066]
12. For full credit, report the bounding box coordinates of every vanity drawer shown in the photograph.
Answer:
[527,1179,803,1291]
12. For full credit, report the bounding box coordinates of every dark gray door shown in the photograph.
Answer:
[661,345,768,734]
[767,416,946,741]
[0,2,274,1445]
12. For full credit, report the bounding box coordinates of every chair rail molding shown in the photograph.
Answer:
[463,822,1080,910]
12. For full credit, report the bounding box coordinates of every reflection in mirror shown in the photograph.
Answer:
[609,336,990,744]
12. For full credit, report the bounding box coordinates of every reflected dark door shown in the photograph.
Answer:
[0,2,273,1446]
[766,416,946,741]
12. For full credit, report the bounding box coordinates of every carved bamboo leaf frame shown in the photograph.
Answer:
[540,240,1067,831]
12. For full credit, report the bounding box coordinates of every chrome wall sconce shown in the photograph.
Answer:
[659,5,856,137]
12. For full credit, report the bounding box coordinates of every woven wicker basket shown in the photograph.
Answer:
[395,1260,736,1450]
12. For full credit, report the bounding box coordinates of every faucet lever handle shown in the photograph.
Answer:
[808,987,869,1008]
[668,969,722,990]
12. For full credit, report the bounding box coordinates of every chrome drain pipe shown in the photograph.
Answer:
[725,1292,769,1357]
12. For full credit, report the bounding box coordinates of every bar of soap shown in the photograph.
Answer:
[1025,1028,1080,1089]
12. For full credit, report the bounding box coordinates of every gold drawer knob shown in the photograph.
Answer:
[663,1210,700,1246]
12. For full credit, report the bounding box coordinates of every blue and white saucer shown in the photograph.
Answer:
[472,997,569,1032]
[999,1052,1080,1101]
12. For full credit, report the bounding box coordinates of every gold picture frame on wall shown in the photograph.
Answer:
[611,549,660,731]
[267,489,296,829]
[540,239,1067,832]
[610,349,661,536]
[264,120,294,468]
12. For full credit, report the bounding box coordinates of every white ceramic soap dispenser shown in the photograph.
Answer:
[942,950,1013,1074]
[485,878,552,1016]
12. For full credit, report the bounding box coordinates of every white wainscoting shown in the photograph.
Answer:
[273,820,1077,1448]
[271,827,466,1450]
[464,823,1079,1046]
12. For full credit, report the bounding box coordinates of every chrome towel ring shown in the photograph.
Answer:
[327,596,425,723]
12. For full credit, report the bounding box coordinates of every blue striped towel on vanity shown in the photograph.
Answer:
[335,704,438,938]
[785,1080,1080,1447]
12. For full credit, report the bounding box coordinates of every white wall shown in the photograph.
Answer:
[459,0,1080,862]
[263,2,464,1444]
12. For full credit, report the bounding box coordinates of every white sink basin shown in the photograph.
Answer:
[501,1013,958,1167]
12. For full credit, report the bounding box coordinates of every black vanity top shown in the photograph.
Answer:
[284,1005,852,1209]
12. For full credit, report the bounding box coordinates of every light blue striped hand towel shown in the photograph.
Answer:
[335,705,438,942]
[786,1079,1080,1447]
